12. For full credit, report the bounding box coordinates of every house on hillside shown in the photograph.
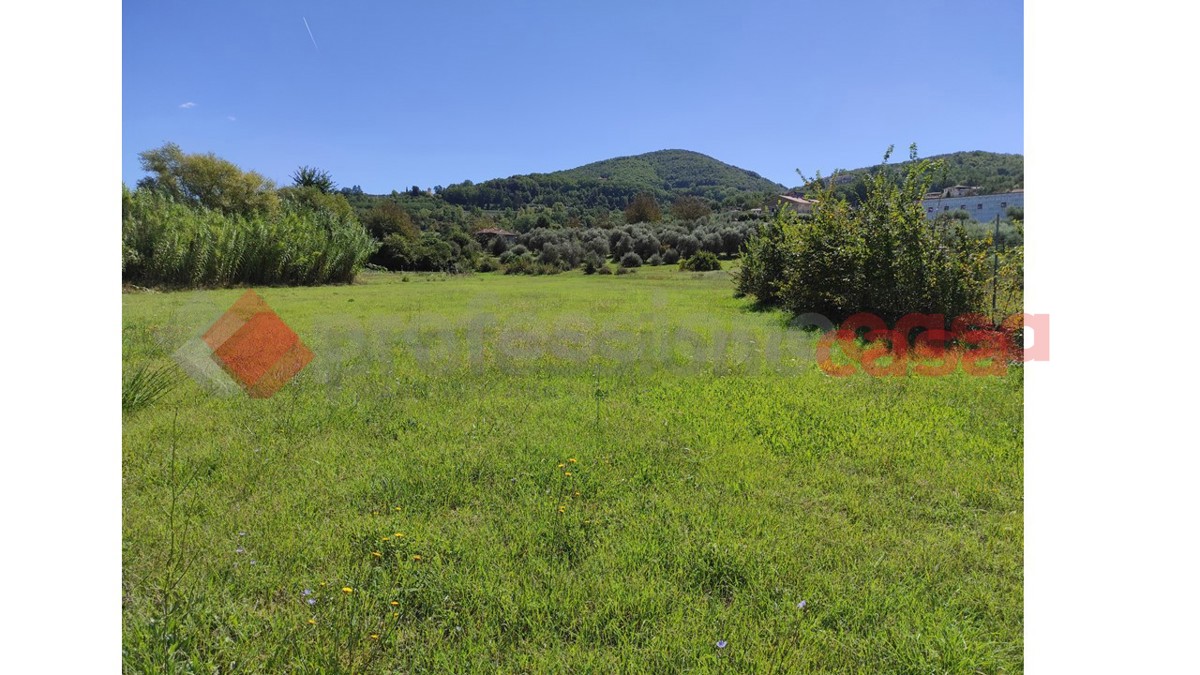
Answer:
[939,185,981,198]
[473,227,519,246]
[776,194,815,215]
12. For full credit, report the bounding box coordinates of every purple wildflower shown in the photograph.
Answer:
[798,600,807,610]
[235,547,245,554]
[716,640,728,649]
[307,598,316,606]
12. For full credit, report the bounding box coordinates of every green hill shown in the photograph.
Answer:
[440,150,785,212]
[796,150,1024,204]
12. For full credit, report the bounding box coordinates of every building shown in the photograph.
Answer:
[921,189,1023,223]
[472,227,519,246]
[776,194,816,215]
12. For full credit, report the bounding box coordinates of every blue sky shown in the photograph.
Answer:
[122,0,1023,192]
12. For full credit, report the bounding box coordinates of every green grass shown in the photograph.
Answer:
[122,267,1023,673]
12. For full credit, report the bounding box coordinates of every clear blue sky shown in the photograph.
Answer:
[122,0,1023,192]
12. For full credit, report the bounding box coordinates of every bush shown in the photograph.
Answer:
[597,265,614,275]
[662,248,681,265]
[121,186,376,287]
[680,250,721,272]
[735,209,789,303]
[616,267,635,275]
[647,253,664,266]
[476,256,502,272]
[619,252,643,268]
[739,145,988,322]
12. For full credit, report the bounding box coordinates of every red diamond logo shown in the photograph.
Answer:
[201,290,313,398]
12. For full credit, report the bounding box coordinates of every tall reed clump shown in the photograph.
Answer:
[122,186,378,287]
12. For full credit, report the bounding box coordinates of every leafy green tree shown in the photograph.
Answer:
[137,142,279,217]
[624,193,662,224]
[362,201,419,240]
[291,166,337,193]
[742,145,988,322]
[672,195,711,221]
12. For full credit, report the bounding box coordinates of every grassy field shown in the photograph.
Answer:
[122,267,1023,673]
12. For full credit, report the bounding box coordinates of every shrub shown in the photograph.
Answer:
[647,253,664,266]
[680,250,721,272]
[662,248,681,265]
[583,252,604,274]
[739,145,988,322]
[476,256,502,272]
[597,265,614,275]
[616,267,634,275]
[735,209,790,303]
[619,252,643,268]
[121,187,376,287]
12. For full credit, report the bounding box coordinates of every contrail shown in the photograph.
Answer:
[302,17,319,52]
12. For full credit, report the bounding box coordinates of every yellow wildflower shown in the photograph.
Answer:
[307,618,316,625]
[370,634,380,640]
[557,463,565,468]
[412,554,422,561]
[568,458,577,463]
[390,600,399,606]
[564,472,572,477]
[371,551,382,558]
[342,587,353,594]
[394,532,405,538]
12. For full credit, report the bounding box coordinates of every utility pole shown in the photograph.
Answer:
[991,214,1000,323]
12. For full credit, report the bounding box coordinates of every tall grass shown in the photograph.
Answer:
[122,362,180,413]
[122,188,378,287]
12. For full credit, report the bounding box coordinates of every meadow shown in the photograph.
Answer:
[122,266,1023,673]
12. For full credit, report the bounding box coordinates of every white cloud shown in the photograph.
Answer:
[179,101,196,109]
[227,115,236,122]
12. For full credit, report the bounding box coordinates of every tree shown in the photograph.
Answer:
[672,195,711,221]
[291,166,337,193]
[740,145,988,322]
[624,193,662,224]
[137,142,279,217]
[362,201,419,240]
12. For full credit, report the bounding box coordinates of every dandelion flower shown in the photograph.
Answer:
[371,551,382,558]
[557,505,566,513]
[394,532,405,538]
[390,600,399,606]
[342,587,353,594]
[574,491,580,496]
[394,506,402,511]
[716,640,728,649]
[412,554,422,561]
[370,634,379,640]
[564,472,572,477]
[568,458,577,463]
[557,463,565,468]
[307,618,316,625]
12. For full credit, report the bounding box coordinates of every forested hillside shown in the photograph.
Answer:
[440,150,784,212]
